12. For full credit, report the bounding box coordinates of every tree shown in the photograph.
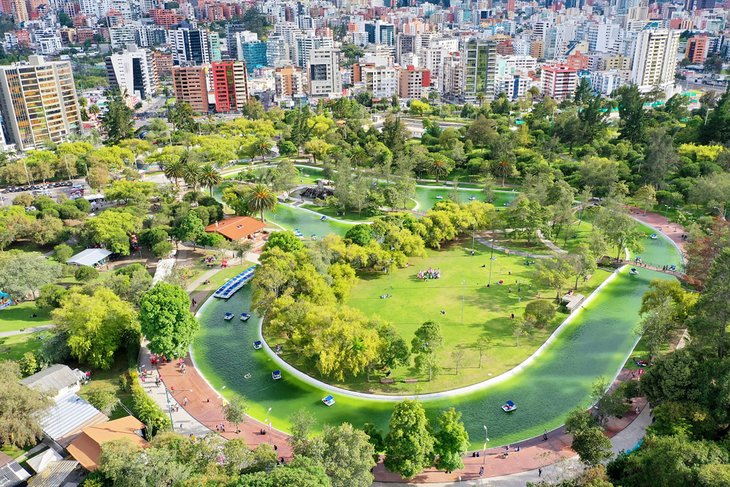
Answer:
[570,243,598,290]
[345,224,373,246]
[249,137,273,163]
[534,256,574,302]
[615,84,645,144]
[82,210,143,255]
[101,89,134,143]
[634,185,657,215]
[167,101,198,132]
[236,456,331,486]
[0,252,62,301]
[175,212,205,245]
[244,183,277,222]
[86,382,120,415]
[591,377,630,425]
[139,283,199,358]
[564,408,612,466]
[523,300,556,328]
[384,399,434,479]
[641,129,678,189]
[579,157,619,198]
[316,423,376,487]
[593,206,644,260]
[0,361,53,447]
[264,230,304,253]
[75,265,99,282]
[53,288,140,369]
[411,321,443,381]
[433,408,469,473]
[18,352,39,376]
[198,164,221,196]
[429,153,454,183]
[376,324,411,371]
[475,336,491,368]
[52,243,74,263]
[691,248,730,358]
[223,396,248,432]
[637,301,676,359]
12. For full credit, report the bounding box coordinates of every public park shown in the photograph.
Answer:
[2,91,730,486]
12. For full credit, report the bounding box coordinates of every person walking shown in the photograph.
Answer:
[538,467,542,477]
[479,466,484,476]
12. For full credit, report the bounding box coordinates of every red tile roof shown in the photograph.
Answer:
[205,216,265,240]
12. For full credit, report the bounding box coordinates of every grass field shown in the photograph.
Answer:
[0,331,48,361]
[0,302,52,333]
[268,240,611,394]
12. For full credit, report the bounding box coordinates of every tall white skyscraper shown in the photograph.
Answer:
[105,45,159,100]
[630,27,680,93]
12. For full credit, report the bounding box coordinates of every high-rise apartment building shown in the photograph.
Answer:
[306,47,342,98]
[274,65,305,99]
[540,64,578,100]
[172,66,209,113]
[211,61,249,113]
[685,35,708,64]
[105,45,159,100]
[10,0,28,22]
[398,65,430,99]
[354,62,398,99]
[0,56,81,151]
[463,40,497,102]
[171,28,211,66]
[630,27,680,93]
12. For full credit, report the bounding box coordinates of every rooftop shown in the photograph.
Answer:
[21,364,81,395]
[205,216,265,240]
[66,248,112,267]
[39,394,108,447]
[67,416,148,471]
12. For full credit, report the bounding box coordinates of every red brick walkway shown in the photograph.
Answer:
[629,207,687,254]
[149,356,292,459]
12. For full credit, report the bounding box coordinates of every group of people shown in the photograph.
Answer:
[417,268,441,280]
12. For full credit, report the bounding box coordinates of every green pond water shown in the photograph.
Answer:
[192,263,676,448]
[413,186,517,212]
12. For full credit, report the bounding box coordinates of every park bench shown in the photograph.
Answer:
[403,378,419,384]
[380,378,395,384]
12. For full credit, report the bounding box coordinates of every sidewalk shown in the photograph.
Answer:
[0,324,55,338]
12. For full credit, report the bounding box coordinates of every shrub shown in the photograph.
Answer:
[75,265,99,282]
[128,370,170,435]
[523,300,556,328]
[152,241,174,258]
[52,244,74,263]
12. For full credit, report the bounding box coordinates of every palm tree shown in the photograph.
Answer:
[250,138,273,163]
[183,161,202,192]
[163,158,185,192]
[431,157,449,183]
[244,183,277,222]
[199,163,222,196]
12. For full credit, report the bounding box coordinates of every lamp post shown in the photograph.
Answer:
[264,408,272,444]
[483,424,490,465]
[488,239,495,286]
[164,386,175,431]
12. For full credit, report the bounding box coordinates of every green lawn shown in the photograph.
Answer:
[268,240,611,394]
[0,331,48,361]
[557,219,596,254]
[300,203,375,222]
[0,302,52,333]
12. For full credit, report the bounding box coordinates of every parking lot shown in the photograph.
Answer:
[0,179,89,207]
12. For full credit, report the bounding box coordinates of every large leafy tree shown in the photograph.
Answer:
[101,88,134,143]
[433,408,470,473]
[81,210,143,255]
[593,206,644,260]
[411,321,443,381]
[564,408,612,466]
[384,399,434,479]
[691,248,730,358]
[0,361,53,447]
[139,283,199,358]
[198,163,221,196]
[534,255,574,302]
[0,251,62,300]
[54,288,140,369]
[310,423,376,487]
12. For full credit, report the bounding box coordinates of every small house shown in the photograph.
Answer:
[205,216,265,241]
